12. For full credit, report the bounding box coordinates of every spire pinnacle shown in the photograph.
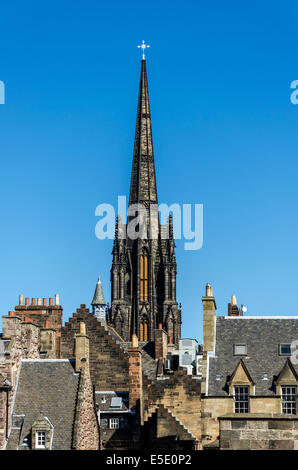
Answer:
[137,40,150,60]
[91,277,106,306]
[129,57,158,207]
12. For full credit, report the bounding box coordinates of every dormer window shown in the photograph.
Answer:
[234,386,249,413]
[279,344,291,356]
[35,431,46,449]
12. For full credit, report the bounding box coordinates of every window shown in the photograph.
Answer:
[110,397,122,409]
[281,386,297,414]
[234,386,249,413]
[279,344,291,356]
[109,418,119,429]
[140,249,148,302]
[233,344,247,356]
[140,317,149,342]
[35,431,46,449]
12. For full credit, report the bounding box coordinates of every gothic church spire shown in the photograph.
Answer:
[128,59,158,207]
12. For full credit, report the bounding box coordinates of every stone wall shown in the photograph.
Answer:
[201,396,283,448]
[61,306,129,391]
[219,415,298,450]
[143,369,202,446]
[72,367,99,450]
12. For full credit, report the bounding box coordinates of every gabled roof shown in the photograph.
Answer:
[228,359,255,386]
[208,317,298,396]
[6,360,79,450]
[275,358,298,384]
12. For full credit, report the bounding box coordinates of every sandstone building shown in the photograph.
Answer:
[1,56,298,451]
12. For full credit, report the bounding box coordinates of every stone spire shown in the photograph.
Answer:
[91,278,106,321]
[91,277,106,305]
[128,58,158,208]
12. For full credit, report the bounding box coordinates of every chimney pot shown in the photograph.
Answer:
[132,334,138,348]
[37,298,42,306]
[55,294,59,306]
[49,298,53,306]
[232,295,237,306]
[31,298,35,306]
[25,297,29,306]
[169,335,173,345]
[206,283,214,297]
[43,298,47,306]
[19,294,24,306]
[158,323,162,330]
[79,322,86,335]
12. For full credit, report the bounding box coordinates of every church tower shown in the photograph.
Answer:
[109,54,181,344]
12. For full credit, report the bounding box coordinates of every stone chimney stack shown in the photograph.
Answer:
[40,328,57,358]
[128,334,143,424]
[228,295,242,316]
[154,325,168,360]
[2,315,21,340]
[202,283,217,354]
[75,322,89,372]
[202,283,217,395]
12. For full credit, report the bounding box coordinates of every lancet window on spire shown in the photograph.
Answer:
[140,248,148,302]
[140,316,149,342]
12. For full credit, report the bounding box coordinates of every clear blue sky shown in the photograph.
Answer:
[1,1,298,341]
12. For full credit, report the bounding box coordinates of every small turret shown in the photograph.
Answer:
[91,277,106,322]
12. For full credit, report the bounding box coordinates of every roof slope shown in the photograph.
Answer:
[208,317,298,396]
[6,360,79,450]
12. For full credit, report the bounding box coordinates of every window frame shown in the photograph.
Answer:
[234,385,250,414]
[281,385,297,415]
[233,344,247,356]
[279,343,292,356]
[35,430,46,449]
[109,417,120,429]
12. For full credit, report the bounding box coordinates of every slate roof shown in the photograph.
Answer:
[208,316,298,396]
[95,391,129,413]
[6,359,79,450]
[91,277,106,305]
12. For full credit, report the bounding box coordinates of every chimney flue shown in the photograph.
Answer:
[25,297,29,306]
[37,298,42,306]
[79,322,86,335]
[31,298,35,306]
[19,294,24,306]
[55,294,59,306]
[43,298,47,306]
[49,298,53,306]
[132,334,138,348]
[206,283,214,297]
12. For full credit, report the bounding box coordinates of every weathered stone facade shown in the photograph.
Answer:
[109,59,181,345]
[61,306,130,391]
[219,415,298,450]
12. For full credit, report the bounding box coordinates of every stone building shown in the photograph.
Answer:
[201,285,298,450]
[108,58,181,345]
[1,55,298,451]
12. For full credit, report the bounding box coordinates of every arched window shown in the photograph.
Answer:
[140,249,148,302]
[140,317,149,342]
[167,316,175,344]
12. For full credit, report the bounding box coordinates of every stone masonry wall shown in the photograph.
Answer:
[143,369,202,447]
[219,416,298,450]
[72,367,99,450]
[61,306,129,391]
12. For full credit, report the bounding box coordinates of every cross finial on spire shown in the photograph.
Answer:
[137,40,150,60]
